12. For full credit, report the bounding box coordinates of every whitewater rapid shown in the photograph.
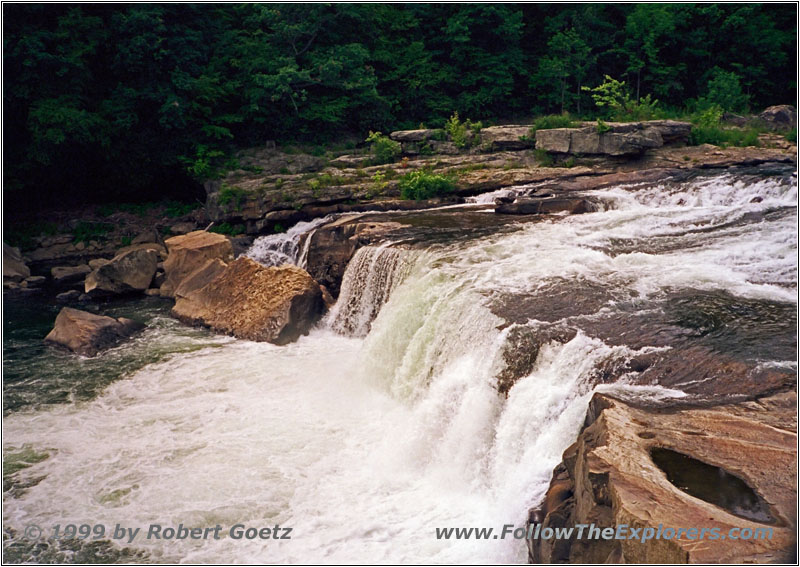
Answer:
[3,170,796,563]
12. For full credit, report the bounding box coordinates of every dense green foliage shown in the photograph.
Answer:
[398,170,456,200]
[4,4,796,214]
[366,131,401,164]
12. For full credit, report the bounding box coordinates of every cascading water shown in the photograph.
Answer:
[326,244,416,337]
[245,215,335,268]
[3,169,796,563]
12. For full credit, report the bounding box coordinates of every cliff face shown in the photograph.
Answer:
[529,392,797,564]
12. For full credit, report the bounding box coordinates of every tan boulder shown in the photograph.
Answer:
[172,257,324,344]
[530,392,796,564]
[3,243,30,282]
[85,248,158,295]
[174,258,228,298]
[160,231,233,297]
[44,307,145,357]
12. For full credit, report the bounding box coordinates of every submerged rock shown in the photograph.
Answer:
[84,248,158,296]
[160,230,234,297]
[495,197,591,215]
[529,392,796,563]
[172,257,324,344]
[44,307,145,357]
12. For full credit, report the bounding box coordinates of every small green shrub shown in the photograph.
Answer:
[209,222,245,236]
[689,126,761,148]
[164,201,196,218]
[533,148,554,167]
[217,185,248,210]
[596,118,611,134]
[445,112,482,148]
[120,235,133,246]
[272,223,285,233]
[583,75,660,121]
[73,221,113,244]
[529,114,576,138]
[398,169,456,200]
[785,128,797,143]
[366,131,401,164]
[367,171,388,198]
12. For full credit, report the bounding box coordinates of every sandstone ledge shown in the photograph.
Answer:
[529,392,796,563]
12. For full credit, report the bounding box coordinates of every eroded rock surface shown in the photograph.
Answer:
[171,257,324,344]
[529,392,796,564]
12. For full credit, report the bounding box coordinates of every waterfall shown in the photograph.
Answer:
[326,244,416,337]
[3,170,795,563]
[245,215,335,268]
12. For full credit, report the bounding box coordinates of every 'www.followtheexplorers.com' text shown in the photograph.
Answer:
[435,524,773,543]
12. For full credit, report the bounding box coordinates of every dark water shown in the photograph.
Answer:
[3,296,226,413]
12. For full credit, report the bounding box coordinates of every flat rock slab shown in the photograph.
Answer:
[495,197,591,215]
[44,307,145,357]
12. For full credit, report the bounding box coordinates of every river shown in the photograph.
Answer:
[3,167,796,563]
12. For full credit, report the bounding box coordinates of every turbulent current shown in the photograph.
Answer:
[3,169,797,563]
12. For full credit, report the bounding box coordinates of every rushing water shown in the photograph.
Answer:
[3,169,796,563]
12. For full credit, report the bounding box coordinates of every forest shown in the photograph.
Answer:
[3,3,797,213]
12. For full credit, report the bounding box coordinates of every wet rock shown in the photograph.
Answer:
[304,218,404,297]
[495,197,591,215]
[51,264,91,286]
[23,276,46,287]
[84,248,158,296]
[56,290,81,302]
[172,257,324,345]
[529,392,796,563]
[3,244,30,282]
[44,307,145,357]
[160,230,234,298]
[480,125,533,151]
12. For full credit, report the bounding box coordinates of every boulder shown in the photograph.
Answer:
[44,307,145,356]
[529,392,796,563]
[132,229,160,244]
[3,243,30,282]
[480,125,534,150]
[88,258,111,270]
[115,242,167,260]
[172,257,324,345]
[84,248,158,295]
[570,127,662,156]
[160,230,234,297]
[174,258,228,298]
[758,105,797,131]
[51,264,91,286]
[389,129,441,142]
